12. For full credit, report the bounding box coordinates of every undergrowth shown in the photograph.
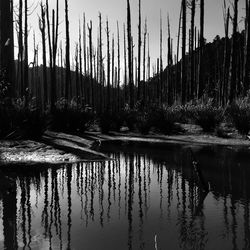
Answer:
[228,96,250,135]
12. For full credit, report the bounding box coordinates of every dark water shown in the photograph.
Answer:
[0,144,250,250]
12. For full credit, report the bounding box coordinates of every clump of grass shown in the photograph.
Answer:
[99,111,124,134]
[136,111,151,134]
[188,99,223,132]
[99,112,113,134]
[0,97,47,139]
[51,98,94,133]
[112,112,124,132]
[123,105,137,131]
[149,105,180,135]
[228,96,250,135]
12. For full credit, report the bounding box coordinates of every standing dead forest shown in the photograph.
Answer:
[1,0,250,138]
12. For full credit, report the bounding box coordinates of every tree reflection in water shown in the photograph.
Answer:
[0,145,250,249]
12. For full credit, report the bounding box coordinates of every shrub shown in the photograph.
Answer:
[228,97,250,135]
[149,105,180,135]
[112,112,124,132]
[123,105,137,131]
[99,112,124,133]
[188,99,223,132]
[99,112,113,134]
[136,111,151,134]
[51,98,94,133]
[0,97,47,139]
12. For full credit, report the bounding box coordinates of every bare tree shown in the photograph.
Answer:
[117,21,121,111]
[142,18,147,102]
[244,0,250,94]
[39,3,47,109]
[190,0,196,100]
[18,0,24,96]
[0,0,15,95]
[106,19,111,111]
[229,0,239,103]
[24,0,29,102]
[65,0,71,102]
[127,0,134,108]
[181,0,187,104]
[198,0,204,99]
[88,21,94,107]
[137,0,142,100]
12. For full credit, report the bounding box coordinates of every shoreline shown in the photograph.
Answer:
[1,128,250,166]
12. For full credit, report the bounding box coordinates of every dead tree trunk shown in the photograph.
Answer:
[18,0,24,96]
[106,19,111,112]
[51,1,59,112]
[0,0,15,96]
[159,10,163,104]
[117,21,121,111]
[190,0,195,100]
[46,0,52,105]
[46,0,59,112]
[127,0,134,109]
[65,0,71,103]
[198,0,204,99]
[88,21,94,107]
[142,18,147,103]
[137,0,142,101]
[39,3,47,109]
[79,20,83,103]
[244,0,250,95]
[222,4,230,104]
[24,0,29,103]
[229,0,239,103]
[99,13,103,112]
[167,14,173,104]
[123,23,128,103]
[181,0,187,104]
[176,3,182,102]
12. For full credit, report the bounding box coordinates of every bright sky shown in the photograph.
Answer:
[13,0,245,73]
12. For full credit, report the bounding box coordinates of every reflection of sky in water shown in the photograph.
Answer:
[0,145,250,250]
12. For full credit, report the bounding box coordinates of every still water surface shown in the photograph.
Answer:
[0,144,250,250]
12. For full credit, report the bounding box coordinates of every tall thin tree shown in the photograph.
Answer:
[229,0,239,103]
[181,0,187,104]
[127,0,134,108]
[137,0,142,100]
[198,0,204,99]
[65,0,71,102]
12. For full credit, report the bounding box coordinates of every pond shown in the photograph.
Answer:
[0,143,250,250]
